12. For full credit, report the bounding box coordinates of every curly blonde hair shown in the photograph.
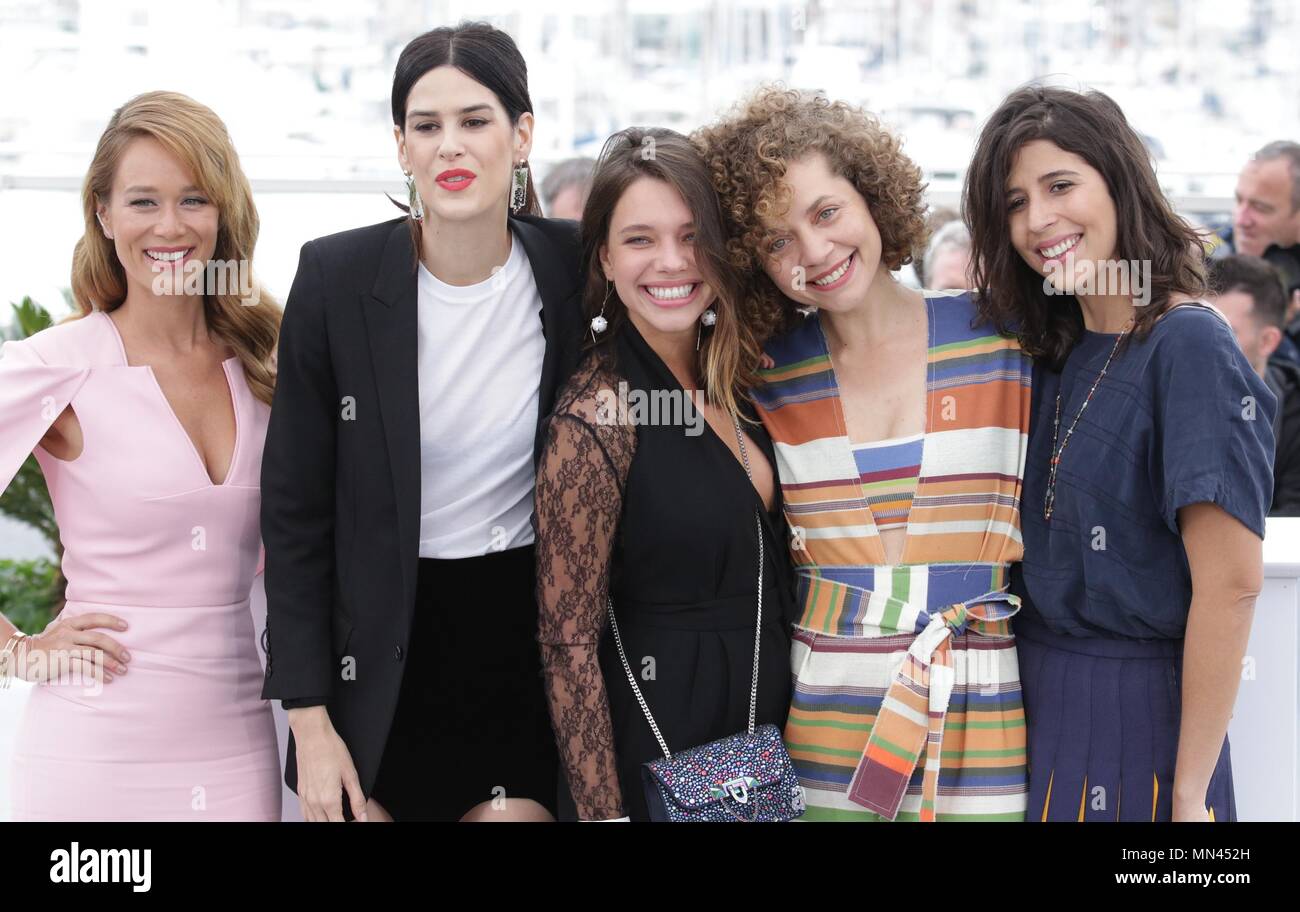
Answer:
[693,86,928,339]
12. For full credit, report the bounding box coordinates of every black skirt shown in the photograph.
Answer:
[367,546,559,820]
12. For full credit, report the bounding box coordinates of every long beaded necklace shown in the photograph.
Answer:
[1043,317,1135,521]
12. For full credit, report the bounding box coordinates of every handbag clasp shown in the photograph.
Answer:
[712,776,759,805]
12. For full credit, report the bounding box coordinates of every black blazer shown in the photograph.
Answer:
[260,214,585,796]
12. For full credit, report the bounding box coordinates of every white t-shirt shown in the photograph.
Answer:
[416,230,545,559]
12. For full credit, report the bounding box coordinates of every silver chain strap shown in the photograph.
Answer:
[607,414,764,760]
[736,420,763,735]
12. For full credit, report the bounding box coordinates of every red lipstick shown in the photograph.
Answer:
[435,168,476,192]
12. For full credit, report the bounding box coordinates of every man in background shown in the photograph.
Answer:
[1208,255,1300,515]
[540,157,595,221]
[923,219,974,290]
[911,206,958,289]
[1212,141,1300,361]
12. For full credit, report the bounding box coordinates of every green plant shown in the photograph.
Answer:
[0,559,61,634]
[5,296,54,340]
[1,297,64,631]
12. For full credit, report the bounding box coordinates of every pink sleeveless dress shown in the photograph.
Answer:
[1,311,280,821]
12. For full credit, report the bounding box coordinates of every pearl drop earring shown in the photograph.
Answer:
[697,307,717,351]
[591,281,613,341]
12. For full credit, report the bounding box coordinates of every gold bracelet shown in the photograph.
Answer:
[1,631,27,687]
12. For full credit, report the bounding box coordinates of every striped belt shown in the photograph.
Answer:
[795,573,1020,821]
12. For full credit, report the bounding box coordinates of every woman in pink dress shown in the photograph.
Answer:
[0,91,283,820]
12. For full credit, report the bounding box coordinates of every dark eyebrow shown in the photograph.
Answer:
[619,222,695,234]
[123,185,204,194]
[804,195,836,217]
[1005,170,1082,196]
[407,104,493,120]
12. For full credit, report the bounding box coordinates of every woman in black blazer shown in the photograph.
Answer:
[260,23,584,822]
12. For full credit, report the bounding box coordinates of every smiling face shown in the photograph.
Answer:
[395,65,532,224]
[598,176,716,344]
[1233,157,1300,256]
[1005,139,1119,294]
[760,153,885,312]
[95,135,219,300]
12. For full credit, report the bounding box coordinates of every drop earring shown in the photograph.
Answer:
[591,281,612,341]
[510,160,529,213]
[405,171,425,223]
[697,307,717,351]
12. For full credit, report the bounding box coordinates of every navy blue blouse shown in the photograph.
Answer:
[1011,304,1277,640]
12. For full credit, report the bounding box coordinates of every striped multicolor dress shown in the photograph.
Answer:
[752,290,1032,821]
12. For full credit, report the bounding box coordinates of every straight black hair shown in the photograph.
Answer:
[390,21,541,217]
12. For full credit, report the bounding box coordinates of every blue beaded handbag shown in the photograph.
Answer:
[605,417,807,823]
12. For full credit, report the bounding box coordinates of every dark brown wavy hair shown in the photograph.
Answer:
[963,84,1207,369]
[580,126,762,422]
[693,86,928,340]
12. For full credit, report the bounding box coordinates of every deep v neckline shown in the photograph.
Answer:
[100,311,242,488]
[814,294,934,566]
[620,324,777,517]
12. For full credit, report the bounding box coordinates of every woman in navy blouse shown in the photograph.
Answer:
[964,85,1276,822]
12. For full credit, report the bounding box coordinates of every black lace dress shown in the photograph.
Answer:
[533,322,796,821]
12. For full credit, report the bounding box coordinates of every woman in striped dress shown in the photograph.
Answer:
[695,88,1032,821]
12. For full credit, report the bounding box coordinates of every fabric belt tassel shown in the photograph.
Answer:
[846,593,1017,820]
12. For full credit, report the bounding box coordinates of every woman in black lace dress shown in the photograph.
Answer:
[533,128,797,821]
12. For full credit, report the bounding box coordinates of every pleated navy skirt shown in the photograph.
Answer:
[1015,608,1235,822]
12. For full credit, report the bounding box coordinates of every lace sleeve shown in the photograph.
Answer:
[534,357,636,820]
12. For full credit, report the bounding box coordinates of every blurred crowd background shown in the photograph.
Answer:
[3,0,1300,550]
